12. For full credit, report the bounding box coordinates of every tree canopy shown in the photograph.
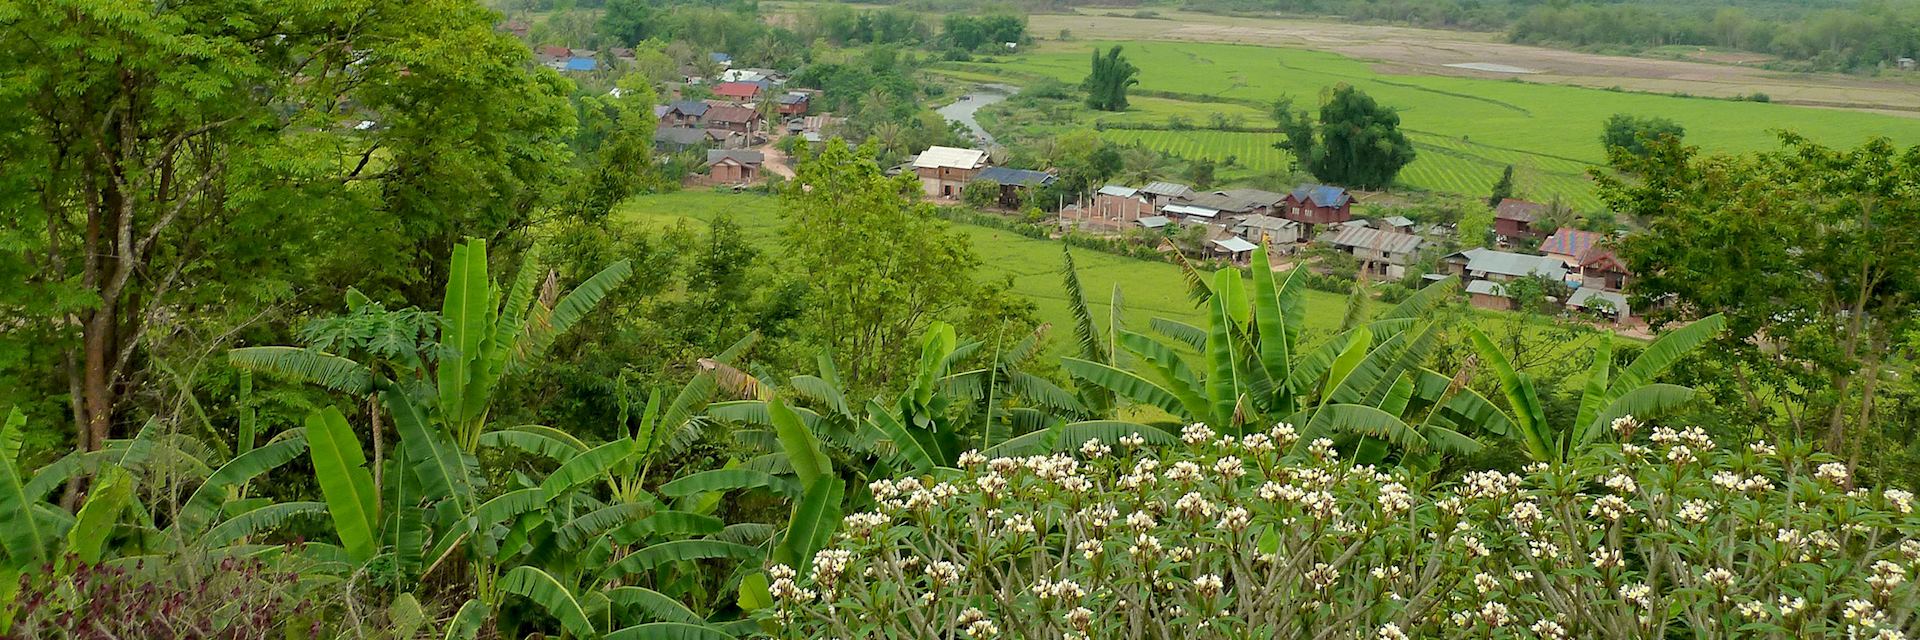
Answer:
[1602,113,1686,158]
[1270,85,1417,190]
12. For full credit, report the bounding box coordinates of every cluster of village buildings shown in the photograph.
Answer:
[904,145,1638,325]
[500,14,1638,326]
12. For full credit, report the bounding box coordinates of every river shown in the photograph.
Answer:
[935,83,1018,146]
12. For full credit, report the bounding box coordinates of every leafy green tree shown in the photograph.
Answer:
[1188,158,1218,189]
[1270,85,1416,189]
[1601,113,1685,159]
[780,140,987,393]
[1082,46,1141,112]
[1596,133,1920,454]
[0,0,575,463]
[1488,164,1515,208]
[963,179,1002,209]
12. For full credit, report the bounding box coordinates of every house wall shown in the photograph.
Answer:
[1582,268,1629,291]
[916,166,979,198]
[1281,198,1351,225]
[1495,218,1536,240]
[779,101,807,115]
[1469,292,1513,311]
[711,161,757,183]
[708,117,757,134]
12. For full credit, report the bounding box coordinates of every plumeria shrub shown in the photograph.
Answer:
[759,420,1920,639]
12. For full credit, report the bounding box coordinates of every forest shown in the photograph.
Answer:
[2,0,1919,638]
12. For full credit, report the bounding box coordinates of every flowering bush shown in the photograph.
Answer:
[759,420,1920,639]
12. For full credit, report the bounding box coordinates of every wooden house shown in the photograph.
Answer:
[1494,198,1548,244]
[1281,184,1353,227]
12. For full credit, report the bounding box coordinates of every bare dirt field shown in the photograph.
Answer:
[1028,10,1920,116]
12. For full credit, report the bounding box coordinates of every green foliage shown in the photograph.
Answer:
[962,179,1001,209]
[780,140,998,392]
[1601,113,1686,158]
[1487,164,1515,209]
[1083,46,1141,112]
[305,408,380,563]
[1271,85,1417,189]
[1464,315,1726,463]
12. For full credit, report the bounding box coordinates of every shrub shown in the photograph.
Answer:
[761,421,1920,639]
[11,557,314,639]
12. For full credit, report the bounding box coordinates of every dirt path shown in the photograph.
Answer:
[1029,10,1920,116]
[757,140,796,179]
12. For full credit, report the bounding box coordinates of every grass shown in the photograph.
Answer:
[939,41,1920,208]
[613,190,1354,354]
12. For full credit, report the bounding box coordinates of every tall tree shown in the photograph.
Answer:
[1270,85,1416,189]
[1487,164,1515,208]
[780,140,986,393]
[1594,133,1920,454]
[0,0,574,458]
[1082,46,1140,112]
[1601,113,1685,159]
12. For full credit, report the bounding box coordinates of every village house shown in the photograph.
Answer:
[974,167,1055,208]
[611,48,636,63]
[1188,188,1287,219]
[500,20,531,38]
[1443,247,1569,283]
[710,52,733,66]
[1567,287,1631,324]
[660,100,711,127]
[1090,185,1151,223]
[712,81,768,103]
[1209,235,1259,264]
[703,105,763,135]
[913,146,989,198]
[1465,280,1517,312]
[1135,215,1170,230]
[1233,214,1303,248]
[1494,198,1548,245]
[562,57,598,73]
[1159,202,1222,224]
[653,126,709,152]
[535,45,571,67]
[1577,246,1631,292]
[1538,228,1604,269]
[1323,224,1424,279]
[777,92,810,116]
[1376,215,1416,234]
[706,149,764,184]
[1281,184,1354,228]
[1139,181,1194,213]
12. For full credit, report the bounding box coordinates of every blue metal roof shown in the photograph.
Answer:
[710,52,732,63]
[1291,184,1351,207]
[977,167,1055,187]
[564,57,597,71]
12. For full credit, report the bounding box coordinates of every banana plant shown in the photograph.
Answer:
[231,237,633,454]
[1464,313,1727,463]
[1062,244,1484,462]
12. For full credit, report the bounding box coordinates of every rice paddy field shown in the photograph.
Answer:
[940,41,1920,208]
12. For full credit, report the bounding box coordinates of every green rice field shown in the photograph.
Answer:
[941,41,1920,207]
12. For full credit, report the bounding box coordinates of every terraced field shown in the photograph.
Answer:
[940,40,1920,206]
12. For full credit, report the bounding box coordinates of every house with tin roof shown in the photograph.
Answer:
[1324,224,1425,279]
[1494,198,1548,244]
[1442,247,1568,283]
[913,146,989,199]
[1282,184,1353,227]
[975,167,1055,208]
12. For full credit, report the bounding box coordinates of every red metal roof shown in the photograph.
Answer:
[712,82,762,98]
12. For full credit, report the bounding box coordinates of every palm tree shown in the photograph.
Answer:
[1464,314,1726,463]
